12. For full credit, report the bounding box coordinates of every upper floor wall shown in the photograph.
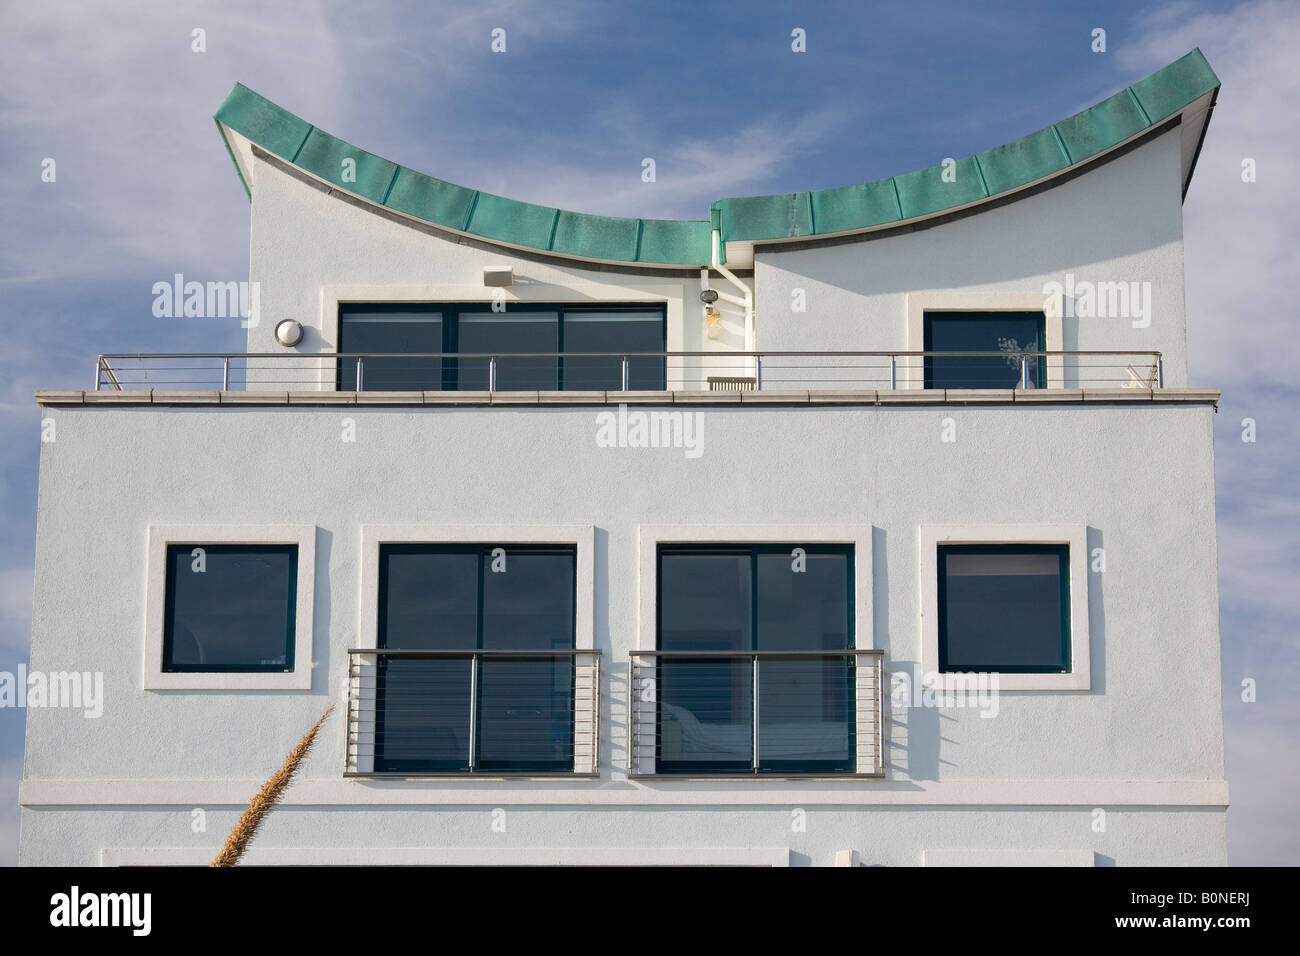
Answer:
[754,126,1192,385]
[220,51,1217,391]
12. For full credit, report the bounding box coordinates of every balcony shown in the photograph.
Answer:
[345,648,601,777]
[91,350,1165,395]
[627,650,885,778]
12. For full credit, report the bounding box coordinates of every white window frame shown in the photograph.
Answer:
[143,524,316,690]
[905,291,1064,390]
[354,524,595,775]
[919,523,1090,691]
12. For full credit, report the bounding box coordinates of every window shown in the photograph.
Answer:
[455,312,559,390]
[373,544,577,773]
[144,525,316,690]
[333,305,445,391]
[937,545,1069,673]
[919,525,1090,691]
[163,544,297,672]
[337,303,666,390]
[923,310,1046,389]
[655,545,854,774]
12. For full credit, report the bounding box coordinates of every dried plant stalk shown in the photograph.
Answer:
[211,704,334,867]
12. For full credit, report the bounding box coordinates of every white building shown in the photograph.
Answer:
[20,49,1226,866]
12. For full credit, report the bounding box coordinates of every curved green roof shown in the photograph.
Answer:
[215,49,1218,268]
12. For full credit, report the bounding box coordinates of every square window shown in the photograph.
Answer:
[919,525,1090,691]
[937,544,1069,673]
[338,305,445,390]
[367,539,583,774]
[455,312,559,390]
[655,544,855,775]
[163,544,297,672]
[561,310,666,390]
[144,525,316,690]
[923,310,1046,389]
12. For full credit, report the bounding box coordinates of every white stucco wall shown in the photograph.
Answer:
[20,400,1226,865]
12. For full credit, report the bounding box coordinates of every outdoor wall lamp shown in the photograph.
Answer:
[274,319,304,347]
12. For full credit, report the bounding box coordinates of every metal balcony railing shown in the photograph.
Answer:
[92,350,1164,392]
[346,648,600,777]
[627,650,884,778]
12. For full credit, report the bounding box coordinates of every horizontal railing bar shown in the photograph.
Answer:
[348,648,600,657]
[629,649,882,658]
[100,349,1161,360]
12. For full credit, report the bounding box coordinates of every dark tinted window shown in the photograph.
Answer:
[338,305,444,390]
[379,547,478,650]
[456,312,559,390]
[938,544,1070,672]
[562,311,666,389]
[337,304,665,391]
[374,544,576,773]
[656,545,853,774]
[924,311,1046,388]
[163,544,296,672]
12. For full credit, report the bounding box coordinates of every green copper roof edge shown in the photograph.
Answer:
[1050,125,1074,165]
[1126,86,1154,127]
[973,155,991,199]
[715,48,1218,243]
[213,49,1218,263]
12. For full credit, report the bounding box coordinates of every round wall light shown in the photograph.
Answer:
[274,319,304,347]
[699,289,719,304]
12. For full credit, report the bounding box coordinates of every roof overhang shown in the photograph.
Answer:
[214,48,1219,271]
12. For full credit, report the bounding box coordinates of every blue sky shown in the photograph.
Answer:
[1,0,1295,864]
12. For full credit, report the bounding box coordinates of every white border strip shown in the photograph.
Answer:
[22,778,1229,807]
[101,846,791,867]
[924,849,1095,867]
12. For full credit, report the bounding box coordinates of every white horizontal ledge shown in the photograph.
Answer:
[21,778,1230,808]
[101,846,792,867]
